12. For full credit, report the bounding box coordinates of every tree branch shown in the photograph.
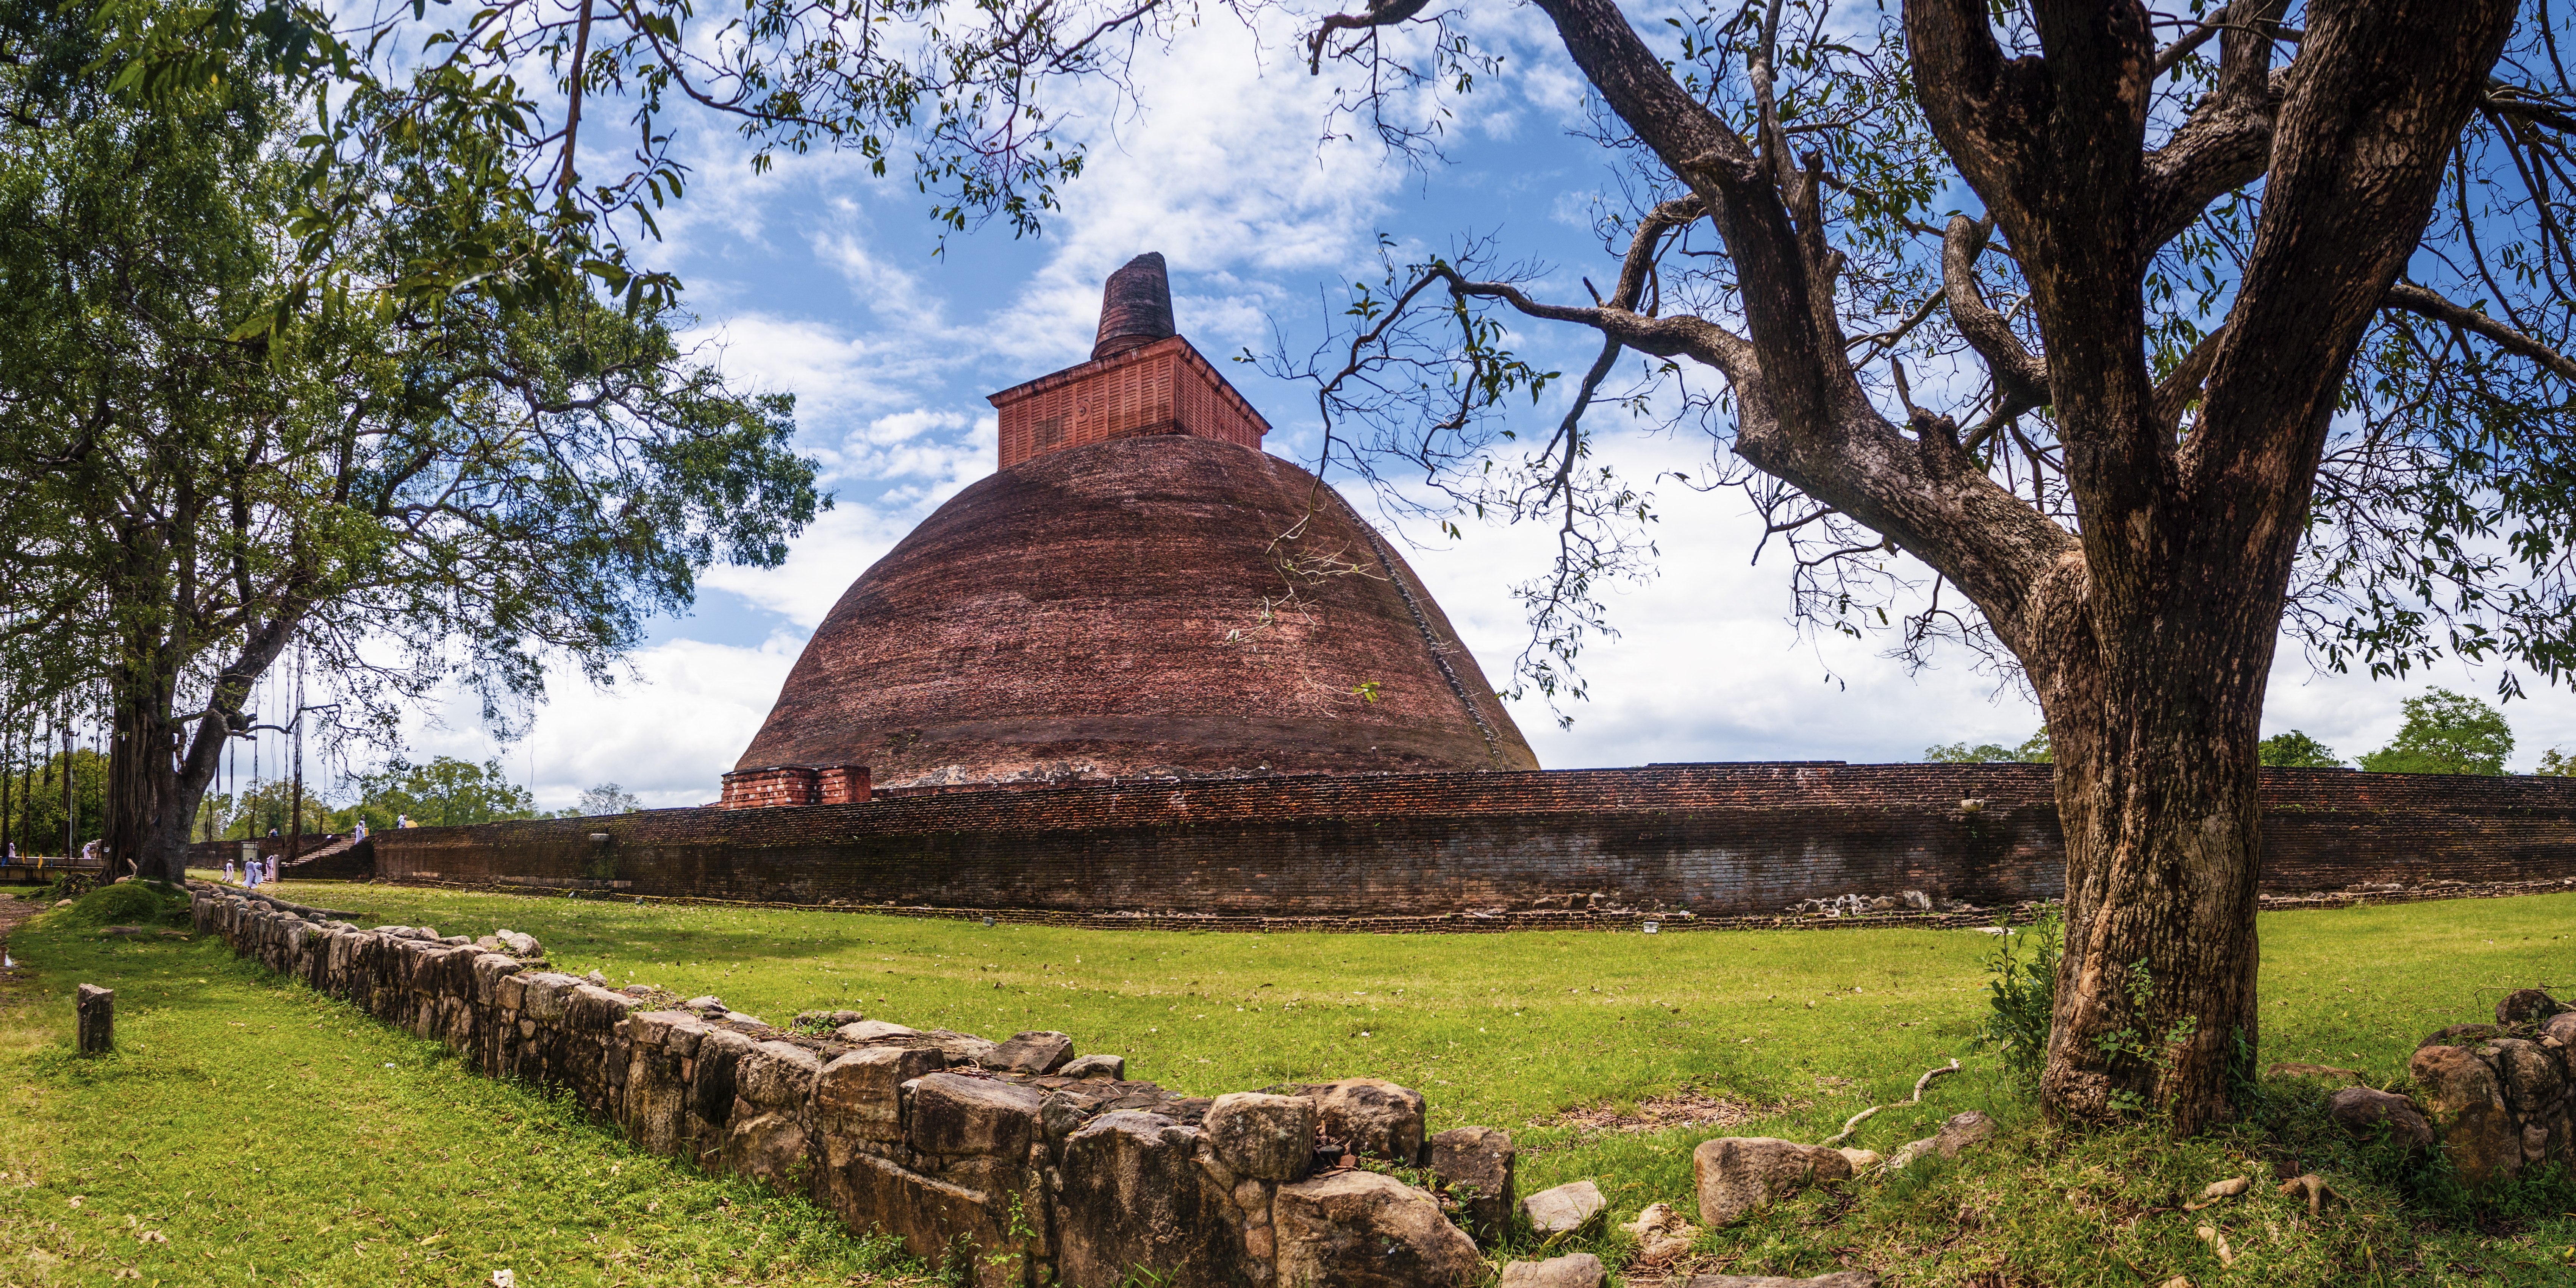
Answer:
[2385,282,2576,383]
[1942,214,2050,411]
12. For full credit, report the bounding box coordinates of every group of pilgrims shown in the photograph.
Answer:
[223,852,280,888]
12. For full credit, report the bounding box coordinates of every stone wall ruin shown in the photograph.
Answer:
[188,882,1508,1288]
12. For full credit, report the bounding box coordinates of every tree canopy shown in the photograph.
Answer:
[2355,688,2515,775]
[0,0,825,881]
[2256,730,2345,769]
[1924,727,2051,763]
[349,757,541,830]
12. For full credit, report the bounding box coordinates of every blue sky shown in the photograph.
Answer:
[329,7,2576,808]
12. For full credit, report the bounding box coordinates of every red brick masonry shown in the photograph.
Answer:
[367,762,2576,920]
[717,765,872,810]
[989,336,1267,469]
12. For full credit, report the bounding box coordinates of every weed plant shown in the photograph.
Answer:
[1975,908,2062,1085]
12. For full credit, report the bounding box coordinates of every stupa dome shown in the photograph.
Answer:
[726,255,1539,793]
[733,435,1538,787]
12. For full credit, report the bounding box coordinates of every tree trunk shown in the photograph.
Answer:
[2038,629,2269,1133]
[106,688,197,887]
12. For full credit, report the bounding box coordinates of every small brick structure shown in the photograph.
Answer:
[990,253,1268,470]
[716,764,871,810]
[991,335,1269,469]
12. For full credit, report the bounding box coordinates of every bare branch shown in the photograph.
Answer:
[2384,282,2576,383]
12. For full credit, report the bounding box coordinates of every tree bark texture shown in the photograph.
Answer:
[1504,0,2519,1129]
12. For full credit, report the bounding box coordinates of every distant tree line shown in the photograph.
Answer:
[1928,688,2572,777]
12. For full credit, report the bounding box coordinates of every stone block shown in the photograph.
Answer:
[1427,1125,1515,1243]
[520,972,583,1023]
[414,944,478,997]
[75,984,112,1054]
[818,1046,945,1144]
[813,1146,1038,1288]
[2328,1086,2435,1150]
[1522,1180,1604,1236]
[1204,1093,1316,1183]
[909,1072,1045,1162]
[926,1030,1001,1068]
[1310,1078,1426,1163]
[469,953,522,1007]
[567,984,642,1033]
[988,1031,1076,1075]
[1273,1170,1481,1288]
[1060,1054,1125,1080]
[1499,1254,1605,1288]
[2488,1039,2561,1113]
[837,1020,924,1045]
[2411,1043,2519,1186]
[691,1027,757,1152]
[1694,1138,1852,1225]
[628,1010,708,1058]
[739,1040,825,1108]
[1052,1111,1241,1288]
[2499,988,2567,1025]
[622,1035,695,1159]
[723,1102,813,1194]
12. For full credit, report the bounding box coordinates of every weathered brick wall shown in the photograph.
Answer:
[364,763,2576,920]
[189,884,1487,1288]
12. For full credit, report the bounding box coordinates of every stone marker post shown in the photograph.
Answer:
[75,984,112,1054]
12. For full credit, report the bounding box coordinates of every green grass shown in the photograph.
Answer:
[0,886,927,1287]
[7,877,2576,1285]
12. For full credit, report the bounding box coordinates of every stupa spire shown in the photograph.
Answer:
[1091,253,1174,359]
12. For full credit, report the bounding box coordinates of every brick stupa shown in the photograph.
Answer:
[719,255,1539,804]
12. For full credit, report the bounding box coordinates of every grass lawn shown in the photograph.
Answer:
[0,884,926,1288]
[4,877,2574,1285]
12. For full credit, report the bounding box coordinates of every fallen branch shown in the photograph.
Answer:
[1821,1105,1880,1146]
[1912,1059,1962,1100]
[1822,1059,1962,1146]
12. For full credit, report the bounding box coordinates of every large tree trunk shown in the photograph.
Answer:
[2038,619,2271,1131]
[106,685,198,887]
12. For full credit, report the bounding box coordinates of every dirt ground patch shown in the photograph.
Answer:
[1533,1087,1795,1140]
[0,893,43,1014]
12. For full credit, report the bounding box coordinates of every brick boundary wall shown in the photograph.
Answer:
[187,883,1496,1288]
[353,762,2576,923]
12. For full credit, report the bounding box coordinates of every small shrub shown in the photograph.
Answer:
[58,880,189,928]
[16,871,97,902]
[1976,908,2062,1085]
